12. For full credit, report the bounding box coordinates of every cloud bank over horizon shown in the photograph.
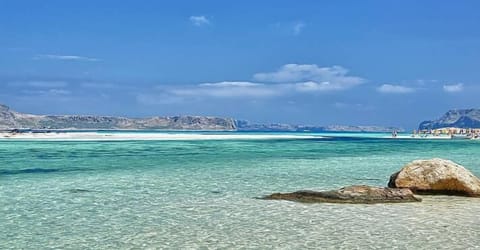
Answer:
[1,61,475,129]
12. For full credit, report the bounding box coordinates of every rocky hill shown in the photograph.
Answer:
[235,120,402,132]
[418,109,480,130]
[1,103,403,132]
[0,104,236,130]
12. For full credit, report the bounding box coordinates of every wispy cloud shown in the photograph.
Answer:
[137,64,365,103]
[292,22,305,35]
[199,81,261,88]
[189,16,210,26]
[8,80,68,88]
[293,81,345,92]
[254,64,365,91]
[377,84,415,94]
[22,89,71,96]
[170,82,281,98]
[34,54,100,62]
[81,82,116,89]
[443,83,464,93]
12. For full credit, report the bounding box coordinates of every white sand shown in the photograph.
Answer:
[1,132,476,141]
[393,135,453,140]
[0,132,321,141]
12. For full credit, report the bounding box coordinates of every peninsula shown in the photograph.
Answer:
[0,104,236,131]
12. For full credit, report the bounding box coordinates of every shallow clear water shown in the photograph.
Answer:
[1,134,480,249]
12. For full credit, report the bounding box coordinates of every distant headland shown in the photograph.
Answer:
[1,103,401,132]
[419,109,480,130]
[0,104,236,131]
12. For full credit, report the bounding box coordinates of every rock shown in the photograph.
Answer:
[262,185,421,204]
[388,158,480,196]
[64,188,93,193]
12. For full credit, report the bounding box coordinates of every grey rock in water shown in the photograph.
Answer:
[389,158,480,196]
[262,185,421,204]
[63,189,93,193]
[0,104,236,130]
[419,109,480,130]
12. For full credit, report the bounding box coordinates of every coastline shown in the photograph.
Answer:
[1,131,476,141]
[0,131,322,141]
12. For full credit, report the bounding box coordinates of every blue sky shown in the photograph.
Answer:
[1,0,479,129]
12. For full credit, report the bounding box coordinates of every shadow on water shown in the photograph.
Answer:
[0,167,91,176]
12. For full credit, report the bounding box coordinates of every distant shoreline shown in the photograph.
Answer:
[0,131,323,141]
[1,131,476,141]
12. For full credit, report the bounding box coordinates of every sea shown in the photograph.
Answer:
[1,132,480,249]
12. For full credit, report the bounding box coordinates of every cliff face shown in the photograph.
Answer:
[0,104,236,130]
[419,109,480,130]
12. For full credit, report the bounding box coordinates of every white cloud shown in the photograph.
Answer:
[138,64,366,104]
[443,83,464,93]
[253,64,365,91]
[294,81,348,92]
[199,81,262,87]
[170,81,282,98]
[34,54,100,62]
[293,22,305,35]
[377,84,415,94]
[189,16,210,26]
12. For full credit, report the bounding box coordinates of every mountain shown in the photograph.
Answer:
[418,109,480,130]
[0,104,236,130]
[235,120,402,133]
[0,104,402,132]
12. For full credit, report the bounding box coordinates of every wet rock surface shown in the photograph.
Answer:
[262,185,421,204]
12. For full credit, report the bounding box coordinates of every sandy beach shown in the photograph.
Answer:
[0,132,322,141]
[1,131,474,141]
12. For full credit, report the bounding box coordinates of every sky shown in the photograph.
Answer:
[1,0,479,129]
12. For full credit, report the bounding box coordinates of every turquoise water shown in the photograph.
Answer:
[1,134,480,249]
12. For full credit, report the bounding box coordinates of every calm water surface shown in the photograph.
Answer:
[1,134,480,249]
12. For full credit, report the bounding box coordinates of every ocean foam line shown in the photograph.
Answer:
[0,132,322,141]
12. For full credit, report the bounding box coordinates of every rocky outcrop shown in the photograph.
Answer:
[388,158,480,196]
[0,104,236,130]
[419,109,480,130]
[262,185,421,204]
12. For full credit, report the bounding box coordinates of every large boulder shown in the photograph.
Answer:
[388,158,480,196]
[262,185,421,204]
